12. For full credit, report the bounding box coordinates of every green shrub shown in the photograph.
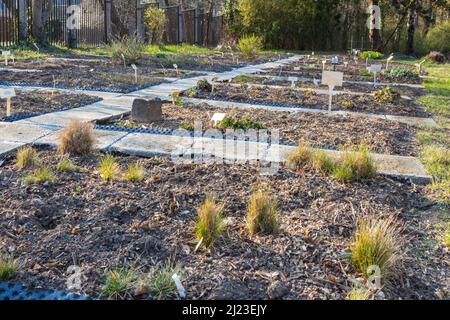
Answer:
[179,123,195,131]
[102,267,136,299]
[195,195,225,248]
[141,262,182,300]
[196,79,212,92]
[384,67,419,79]
[56,158,78,173]
[373,86,401,104]
[24,167,55,184]
[16,146,38,170]
[217,117,266,131]
[350,217,403,280]
[247,189,279,236]
[124,162,144,182]
[109,36,146,65]
[144,6,167,45]
[425,20,450,54]
[339,101,356,109]
[360,51,384,60]
[238,35,263,60]
[99,154,120,181]
[0,257,18,280]
[332,143,377,183]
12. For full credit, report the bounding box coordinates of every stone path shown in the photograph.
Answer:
[0,54,431,182]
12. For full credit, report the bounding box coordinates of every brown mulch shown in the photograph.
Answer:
[103,103,420,157]
[193,84,429,117]
[0,149,447,300]
[0,90,100,120]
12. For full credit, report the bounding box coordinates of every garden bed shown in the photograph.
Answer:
[99,103,419,156]
[0,59,202,93]
[0,90,100,121]
[0,148,446,300]
[188,84,430,117]
[228,75,425,97]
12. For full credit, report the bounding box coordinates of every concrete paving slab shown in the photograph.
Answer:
[0,141,24,156]
[0,122,54,144]
[109,132,194,157]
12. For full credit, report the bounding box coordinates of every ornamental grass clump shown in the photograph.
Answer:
[195,195,225,248]
[246,189,279,236]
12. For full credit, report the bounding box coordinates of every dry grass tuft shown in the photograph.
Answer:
[247,188,279,236]
[58,120,96,156]
[16,146,38,170]
[99,154,120,181]
[195,195,225,248]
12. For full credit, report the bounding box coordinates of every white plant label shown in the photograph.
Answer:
[211,113,226,125]
[367,64,382,83]
[321,71,343,111]
[322,60,327,71]
[0,88,16,98]
[131,64,137,70]
[131,64,138,84]
[386,55,394,69]
[121,54,126,67]
[0,88,15,117]
[172,274,186,299]
[2,51,10,66]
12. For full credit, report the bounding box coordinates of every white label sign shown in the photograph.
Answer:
[321,71,343,87]
[131,64,137,70]
[211,113,226,125]
[387,55,394,61]
[0,88,16,98]
[2,51,11,56]
[367,64,382,73]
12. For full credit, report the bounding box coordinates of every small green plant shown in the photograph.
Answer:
[359,70,373,77]
[332,143,377,183]
[124,162,144,182]
[384,67,419,79]
[196,79,212,92]
[16,146,38,170]
[56,158,78,173]
[373,86,401,104]
[359,51,384,60]
[74,186,82,194]
[179,123,195,131]
[339,101,356,109]
[186,87,197,97]
[247,188,279,236]
[195,195,225,248]
[350,217,403,280]
[141,262,182,300]
[0,256,19,280]
[102,267,136,299]
[346,287,372,300]
[217,117,266,131]
[99,154,120,181]
[238,35,263,60]
[286,140,313,169]
[233,75,260,83]
[24,167,55,184]
[311,150,335,174]
[109,36,146,65]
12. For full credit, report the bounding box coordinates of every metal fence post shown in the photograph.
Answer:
[105,0,112,43]
[136,0,143,39]
[17,0,28,42]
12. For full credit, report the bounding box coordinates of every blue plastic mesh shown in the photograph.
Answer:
[0,282,93,300]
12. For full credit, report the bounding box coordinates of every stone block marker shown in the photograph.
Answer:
[131,98,163,123]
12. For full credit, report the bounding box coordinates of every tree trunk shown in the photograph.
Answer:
[369,0,382,50]
[405,0,417,55]
[31,0,45,44]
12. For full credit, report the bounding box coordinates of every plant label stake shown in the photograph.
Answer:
[331,56,339,71]
[2,51,11,66]
[365,57,369,67]
[211,112,226,126]
[171,274,186,299]
[121,54,126,67]
[52,75,56,96]
[288,76,296,88]
[11,56,15,64]
[0,88,16,117]
[344,61,349,68]
[386,55,394,69]
[173,64,179,75]
[367,64,382,85]
[131,64,138,84]
[415,60,426,75]
[211,77,219,93]
[322,71,343,112]
[322,60,327,71]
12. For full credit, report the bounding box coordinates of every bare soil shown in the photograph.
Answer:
[190,84,429,117]
[0,90,100,120]
[0,149,447,300]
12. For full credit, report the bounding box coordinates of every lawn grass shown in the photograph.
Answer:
[399,59,450,204]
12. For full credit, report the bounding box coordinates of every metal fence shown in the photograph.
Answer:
[0,0,223,48]
[0,0,19,47]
